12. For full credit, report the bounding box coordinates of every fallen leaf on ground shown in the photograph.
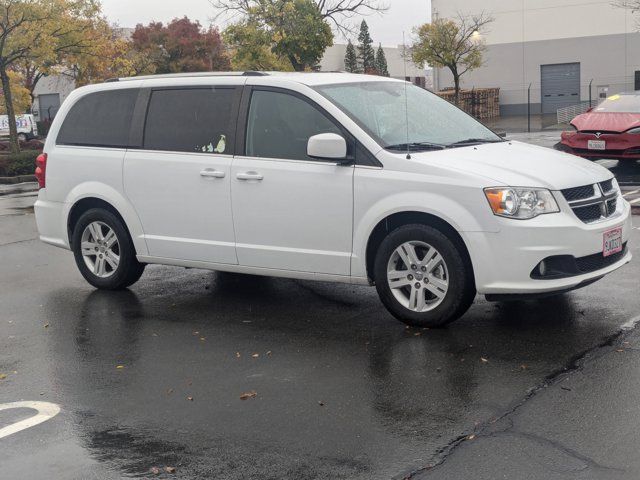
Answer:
[266,351,272,355]
[414,332,422,336]
[467,434,475,440]
[520,365,528,370]
[187,396,194,401]
[252,353,259,358]
[165,466,176,474]
[318,401,325,406]
[0,373,7,380]
[166,388,174,395]
[616,349,625,353]
[240,391,257,400]
[480,357,489,363]
[116,365,125,369]
[150,467,160,475]
[236,352,241,358]
[43,324,49,328]
[200,337,206,341]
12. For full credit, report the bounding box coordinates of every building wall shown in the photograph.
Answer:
[431,0,634,45]
[431,0,640,114]
[32,75,75,121]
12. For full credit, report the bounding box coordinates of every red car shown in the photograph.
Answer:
[555,92,640,161]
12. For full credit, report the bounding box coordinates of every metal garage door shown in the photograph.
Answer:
[541,63,580,114]
[38,93,61,121]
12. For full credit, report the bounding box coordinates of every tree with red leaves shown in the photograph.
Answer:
[131,17,230,73]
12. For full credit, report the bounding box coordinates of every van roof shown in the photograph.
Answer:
[108,71,401,87]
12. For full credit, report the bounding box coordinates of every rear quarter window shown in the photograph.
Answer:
[56,89,138,148]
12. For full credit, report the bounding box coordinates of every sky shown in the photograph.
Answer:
[101,0,431,47]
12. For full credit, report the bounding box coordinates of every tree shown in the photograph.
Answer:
[224,21,293,71]
[211,0,388,35]
[614,1,640,28]
[131,17,230,74]
[357,20,375,73]
[343,39,359,73]
[223,0,333,72]
[0,71,30,115]
[0,0,103,153]
[375,43,389,76]
[411,13,493,104]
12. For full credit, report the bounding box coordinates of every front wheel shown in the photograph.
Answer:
[373,224,476,328]
[72,208,145,290]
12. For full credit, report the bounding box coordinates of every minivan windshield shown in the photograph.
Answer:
[315,81,501,151]
[594,93,640,113]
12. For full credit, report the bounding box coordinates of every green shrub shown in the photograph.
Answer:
[5,150,39,176]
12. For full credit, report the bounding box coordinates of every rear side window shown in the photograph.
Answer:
[57,89,138,148]
[143,88,236,154]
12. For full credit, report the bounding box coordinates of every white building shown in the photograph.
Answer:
[431,0,640,115]
[32,75,75,122]
[320,43,431,88]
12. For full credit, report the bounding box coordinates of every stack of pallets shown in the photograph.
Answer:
[437,88,500,120]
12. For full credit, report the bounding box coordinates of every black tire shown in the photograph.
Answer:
[373,224,476,328]
[71,208,145,290]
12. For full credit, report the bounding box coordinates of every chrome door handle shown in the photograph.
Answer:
[200,169,226,179]
[236,172,264,181]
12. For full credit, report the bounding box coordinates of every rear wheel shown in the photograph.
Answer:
[374,224,476,327]
[72,208,145,290]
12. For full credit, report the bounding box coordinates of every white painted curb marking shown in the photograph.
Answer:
[0,401,61,439]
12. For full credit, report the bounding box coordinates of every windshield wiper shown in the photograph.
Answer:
[386,141,446,152]
[447,138,504,148]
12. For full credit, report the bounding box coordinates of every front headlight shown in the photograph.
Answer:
[627,127,640,134]
[484,187,560,219]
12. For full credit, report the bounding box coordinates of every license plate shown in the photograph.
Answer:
[588,140,606,150]
[603,227,623,257]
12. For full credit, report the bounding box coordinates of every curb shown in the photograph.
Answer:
[0,175,37,185]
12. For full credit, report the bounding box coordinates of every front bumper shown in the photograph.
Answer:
[556,134,640,160]
[463,196,632,295]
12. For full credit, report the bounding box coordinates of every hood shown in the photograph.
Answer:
[571,112,640,133]
[410,141,611,190]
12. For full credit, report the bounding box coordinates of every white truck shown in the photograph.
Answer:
[0,114,39,141]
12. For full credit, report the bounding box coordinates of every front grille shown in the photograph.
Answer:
[561,185,595,202]
[573,204,603,223]
[600,179,614,194]
[561,180,619,224]
[576,243,628,273]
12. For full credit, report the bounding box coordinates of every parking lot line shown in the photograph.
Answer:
[623,190,640,197]
[0,401,61,439]
[628,197,640,205]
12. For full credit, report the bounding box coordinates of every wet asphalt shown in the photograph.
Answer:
[1,189,640,479]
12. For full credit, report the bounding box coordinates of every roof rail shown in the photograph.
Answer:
[107,71,269,82]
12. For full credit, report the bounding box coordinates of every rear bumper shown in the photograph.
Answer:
[463,198,632,295]
[34,190,69,249]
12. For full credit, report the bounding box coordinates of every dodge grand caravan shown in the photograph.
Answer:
[34,72,632,327]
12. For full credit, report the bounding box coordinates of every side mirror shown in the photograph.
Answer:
[307,133,347,160]
[586,107,594,113]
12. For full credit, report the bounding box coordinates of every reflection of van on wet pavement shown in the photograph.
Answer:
[0,114,38,141]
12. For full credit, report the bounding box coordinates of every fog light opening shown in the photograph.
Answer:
[539,260,547,277]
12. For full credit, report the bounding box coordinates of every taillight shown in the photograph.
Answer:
[35,152,47,189]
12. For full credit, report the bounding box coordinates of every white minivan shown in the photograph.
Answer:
[34,72,632,327]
